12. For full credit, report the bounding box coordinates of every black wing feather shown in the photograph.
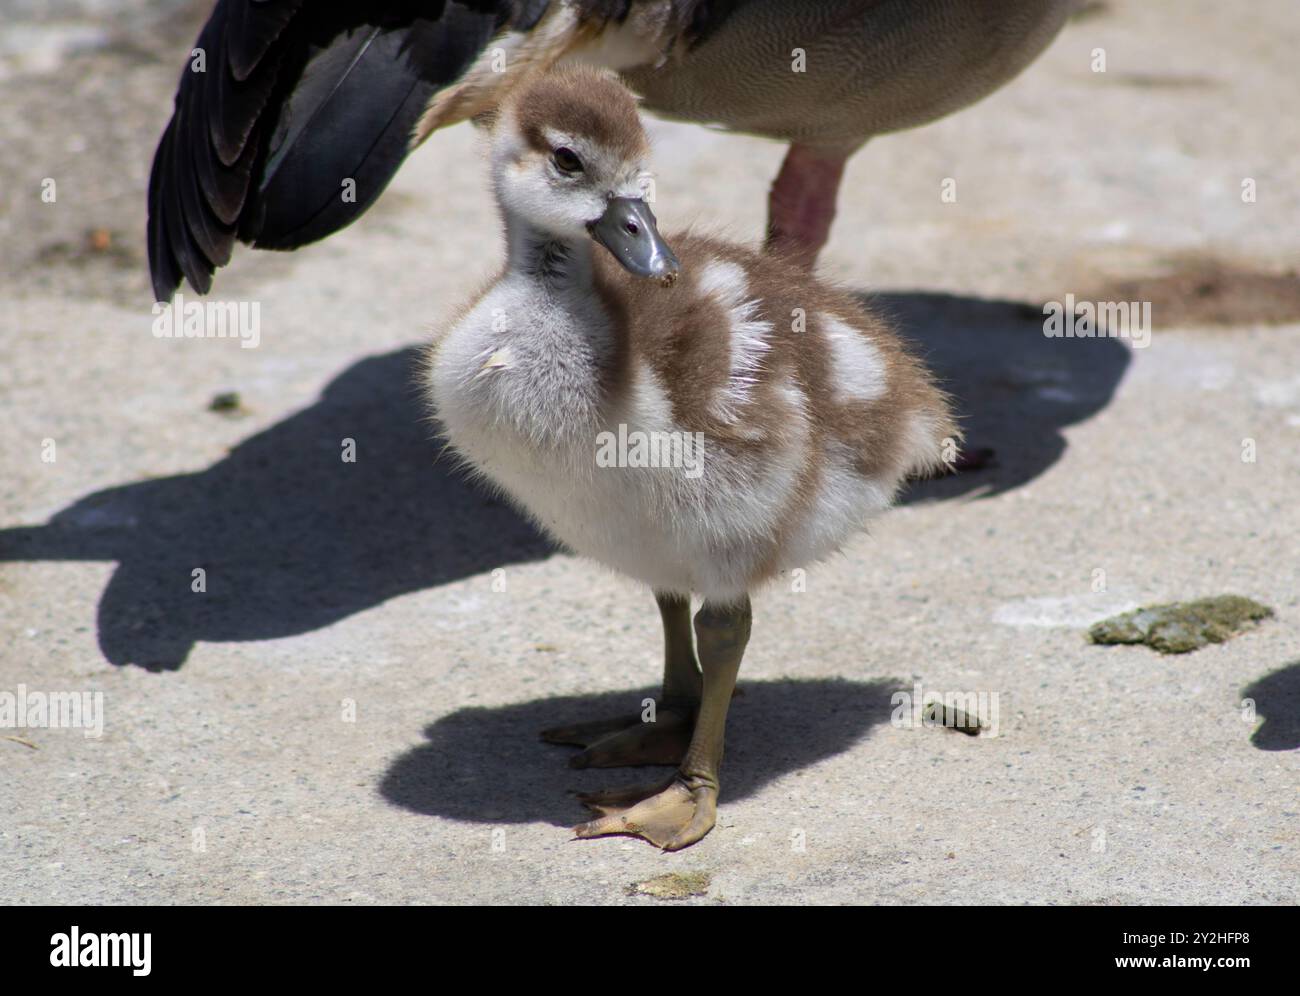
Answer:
[158,113,215,295]
[250,8,501,249]
[225,0,303,81]
[205,18,285,167]
[147,0,527,302]
[147,121,185,300]
[190,106,257,227]
[177,124,234,269]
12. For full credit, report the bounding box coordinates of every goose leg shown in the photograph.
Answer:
[766,143,998,475]
[539,592,700,768]
[573,597,750,850]
[765,143,851,268]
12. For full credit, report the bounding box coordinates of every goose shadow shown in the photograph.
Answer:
[0,348,555,671]
[1241,662,1300,752]
[0,291,1129,670]
[379,678,900,826]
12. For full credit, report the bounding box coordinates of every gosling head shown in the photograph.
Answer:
[491,66,679,286]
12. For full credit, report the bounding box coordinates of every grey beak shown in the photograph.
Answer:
[588,197,679,286]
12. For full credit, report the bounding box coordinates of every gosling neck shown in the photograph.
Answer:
[503,211,595,290]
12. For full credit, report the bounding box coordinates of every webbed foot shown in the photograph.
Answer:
[573,774,717,851]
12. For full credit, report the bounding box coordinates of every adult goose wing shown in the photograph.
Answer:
[146,0,565,302]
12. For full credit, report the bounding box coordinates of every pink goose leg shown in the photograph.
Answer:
[765,143,849,268]
[765,141,995,474]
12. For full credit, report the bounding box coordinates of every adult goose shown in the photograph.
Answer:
[147,0,1072,301]
[425,65,958,848]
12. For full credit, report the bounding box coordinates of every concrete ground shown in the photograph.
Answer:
[1,0,1297,905]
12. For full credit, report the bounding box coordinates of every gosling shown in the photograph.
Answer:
[425,67,957,850]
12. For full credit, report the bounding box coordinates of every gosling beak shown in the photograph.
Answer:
[588,197,679,286]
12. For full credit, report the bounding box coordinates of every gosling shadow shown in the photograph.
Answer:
[1242,661,1300,751]
[868,291,1132,503]
[379,677,901,826]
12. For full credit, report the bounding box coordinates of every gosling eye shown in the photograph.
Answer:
[552,147,584,174]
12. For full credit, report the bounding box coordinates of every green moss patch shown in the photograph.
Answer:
[1088,595,1274,654]
[628,871,712,900]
